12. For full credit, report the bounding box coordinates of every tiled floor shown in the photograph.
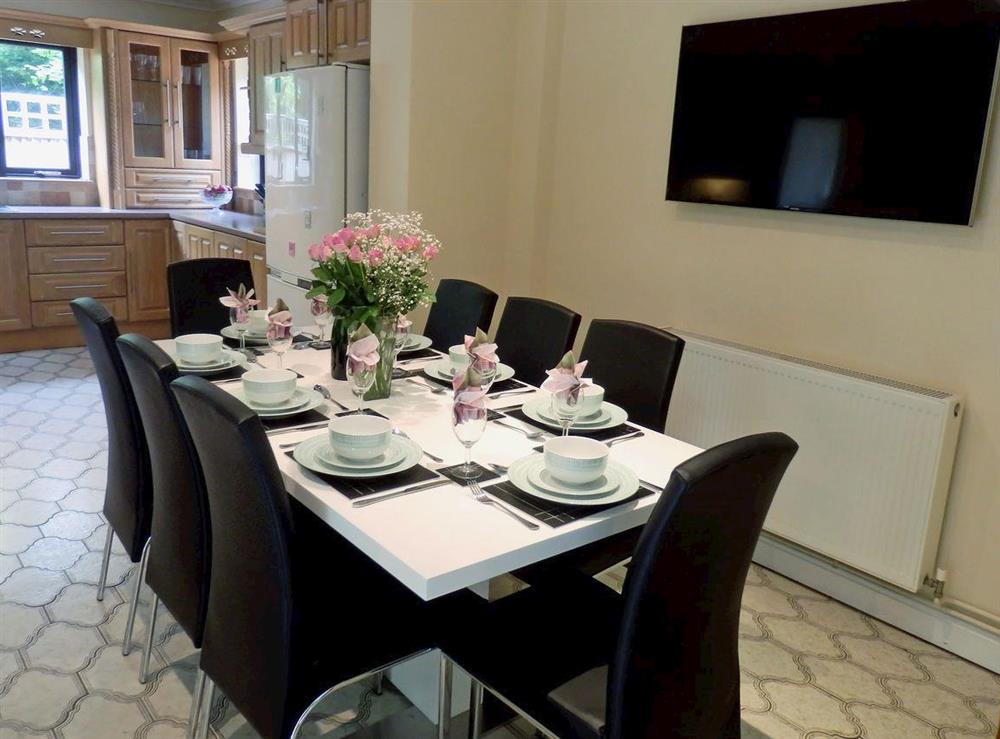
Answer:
[0,347,998,738]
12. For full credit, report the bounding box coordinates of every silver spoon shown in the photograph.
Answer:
[392,428,444,463]
[606,430,644,447]
[408,378,446,395]
[493,419,545,441]
[313,384,350,412]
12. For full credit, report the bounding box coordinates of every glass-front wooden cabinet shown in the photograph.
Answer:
[118,32,221,171]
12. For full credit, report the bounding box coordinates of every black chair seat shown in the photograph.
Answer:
[438,571,622,738]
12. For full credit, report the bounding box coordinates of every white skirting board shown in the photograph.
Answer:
[754,533,1000,673]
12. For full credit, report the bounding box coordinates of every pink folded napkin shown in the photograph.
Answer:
[541,351,591,401]
[309,294,328,317]
[266,299,294,340]
[347,326,380,375]
[452,365,488,424]
[464,327,499,366]
[218,283,258,323]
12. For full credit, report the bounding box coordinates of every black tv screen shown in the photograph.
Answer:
[665,1,1000,225]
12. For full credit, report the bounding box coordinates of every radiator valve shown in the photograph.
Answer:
[923,568,947,603]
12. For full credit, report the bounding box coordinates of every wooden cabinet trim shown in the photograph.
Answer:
[25,219,124,247]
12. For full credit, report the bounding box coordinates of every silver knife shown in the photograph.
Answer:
[352,477,451,507]
[266,421,330,436]
[488,387,535,399]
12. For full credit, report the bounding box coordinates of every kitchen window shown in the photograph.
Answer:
[0,40,82,178]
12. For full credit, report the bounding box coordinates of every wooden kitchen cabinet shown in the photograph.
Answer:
[246,20,285,150]
[0,220,31,332]
[214,231,248,261]
[284,0,320,69]
[246,239,268,305]
[185,224,216,259]
[125,220,173,321]
[26,219,123,247]
[328,0,370,63]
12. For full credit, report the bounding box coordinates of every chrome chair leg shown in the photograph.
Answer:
[138,593,159,683]
[468,680,483,739]
[438,652,453,739]
[373,672,384,695]
[196,675,216,739]
[188,670,207,739]
[96,526,114,602]
[121,539,150,656]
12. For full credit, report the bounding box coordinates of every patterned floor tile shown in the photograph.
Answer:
[38,512,103,541]
[800,654,894,706]
[65,550,131,588]
[79,645,163,699]
[0,669,83,730]
[838,635,927,679]
[46,583,120,627]
[23,622,104,674]
[762,681,858,736]
[59,693,148,739]
[58,488,104,514]
[0,526,41,557]
[0,568,68,607]
[19,539,87,572]
[918,654,1000,701]
[886,679,990,732]
[847,704,938,739]
[0,603,47,650]
[17,478,74,504]
[740,639,809,681]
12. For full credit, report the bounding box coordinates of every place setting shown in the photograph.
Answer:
[408,330,531,397]
[170,333,249,379]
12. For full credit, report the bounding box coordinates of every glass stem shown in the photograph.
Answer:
[239,331,245,351]
[465,444,472,470]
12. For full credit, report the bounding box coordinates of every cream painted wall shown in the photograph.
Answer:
[370,0,1000,618]
[0,0,223,31]
[528,0,1000,619]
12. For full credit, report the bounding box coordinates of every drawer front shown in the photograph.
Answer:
[125,189,206,209]
[25,219,124,247]
[214,232,248,260]
[31,297,129,328]
[27,246,126,275]
[125,168,221,189]
[29,272,127,302]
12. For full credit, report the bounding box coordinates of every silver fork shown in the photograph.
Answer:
[408,377,446,395]
[392,428,444,463]
[468,479,539,530]
[494,419,545,441]
[606,430,644,447]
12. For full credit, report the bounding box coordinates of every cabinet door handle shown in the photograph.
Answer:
[219,244,230,251]
[52,256,108,262]
[151,176,195,182]
[54,284,107,290]
[144,195,196,201]
[202,239,211,247]
[50,229,106,235]
[174,80,182,126]
[252,254,264,261]
[233,249,244,256]
[55,311,74,317]
[164,79,172,124]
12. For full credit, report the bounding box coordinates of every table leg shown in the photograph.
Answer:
[437,652,453,739]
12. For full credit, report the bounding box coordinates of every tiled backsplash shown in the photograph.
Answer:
[0,179,99,206]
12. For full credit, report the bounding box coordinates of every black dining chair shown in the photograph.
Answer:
[439,432,799,739]
[169,375,437,739]
[167,257,255,337]
[69,299,153,643]
[580,319,685,431]
[116,335,212,697]
[423,278,499,351]
[493,297,581,386]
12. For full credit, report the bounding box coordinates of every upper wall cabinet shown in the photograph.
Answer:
[282,0,370,70]
[247,21,286,150]
[117,32,222,171]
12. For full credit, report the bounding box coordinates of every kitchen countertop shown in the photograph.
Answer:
[0,206,265,241]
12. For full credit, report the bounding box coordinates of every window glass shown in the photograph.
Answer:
[7,115,21,128]
[26,101,40,113]
[5,100,19,112]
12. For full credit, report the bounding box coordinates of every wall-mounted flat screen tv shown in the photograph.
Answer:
[665,1,1000,225]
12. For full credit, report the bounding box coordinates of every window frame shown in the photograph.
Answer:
[0,40,82,179]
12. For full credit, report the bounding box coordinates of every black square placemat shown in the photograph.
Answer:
[195,365,248,382]
[502,407,643,443]
[261,409,331,432]
[284,450,441,500]
[435,462,501,487]
[481,479,655,528]
[407,370,529,396]
[397,347,441,361]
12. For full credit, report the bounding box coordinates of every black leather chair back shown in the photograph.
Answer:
[606,432,798,739]
[117,335,211,647]
[167,257,255,337]
[170,375,294,739]
[423,279,498,351]
[579,320,684,430]
[493,297,581,386]
[70,298,152,562]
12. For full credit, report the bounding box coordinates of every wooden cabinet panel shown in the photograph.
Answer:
[328,0,369,63]
[0,220,31,332]
[170,37,223,171]
[125,188,206,209]
[285,0,320,69]
[29,272,128,302]
[28,246,126,275]
[125,220,173,321]
[125,168,220,189]
[248,21,285,148]
[247,239,268,306]
[183,225,216,259]
[25,219,123,247]
[117,32,175,169]
[213,232,248,261]
[32,297,129,328]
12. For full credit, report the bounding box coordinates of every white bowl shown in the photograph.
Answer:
[580,384,605,416]
[174,334,223,365]
[328,415,393,461]
[241,369,297,407]
[449,344,471,376]
[248,309,270,335]
[543,436,609,485]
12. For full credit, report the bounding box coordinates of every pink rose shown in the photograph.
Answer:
[308,242,333,262]
[422,243,440,260]
[347,244,364,263]
[367,247,384,266]
[323,233,348,254]
[393,235,420,253]
[336,227,356,245]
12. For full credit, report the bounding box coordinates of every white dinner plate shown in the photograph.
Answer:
[174,349,246,375]
[521,397,628,432]
[400,334,433,353]
[317,440,407,471]
[231,387,310,412]
[526,464,619,498]
[230,388,324,418]
[507,455,639,507]
[220,325,269,345]
[535,401,614,427]
[294,435,422,479]
[424,360,515,384]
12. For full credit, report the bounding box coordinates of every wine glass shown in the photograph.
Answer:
[452,398,487,480]
[473,358,498,390]
[229,307,250,352]
[347,359,377,414]
[268,332,293,369]
[551,388,584,436]
[393,319,410,361]
[314,309,332,341]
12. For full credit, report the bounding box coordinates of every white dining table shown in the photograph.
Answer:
[202,343,705,602]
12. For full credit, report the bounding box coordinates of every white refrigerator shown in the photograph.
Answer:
[264,64,369,322]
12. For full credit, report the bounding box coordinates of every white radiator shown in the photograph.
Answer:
[665,330,963,593]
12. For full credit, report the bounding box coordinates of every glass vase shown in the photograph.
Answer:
[364,316,397,401]
[329,313,352,381]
